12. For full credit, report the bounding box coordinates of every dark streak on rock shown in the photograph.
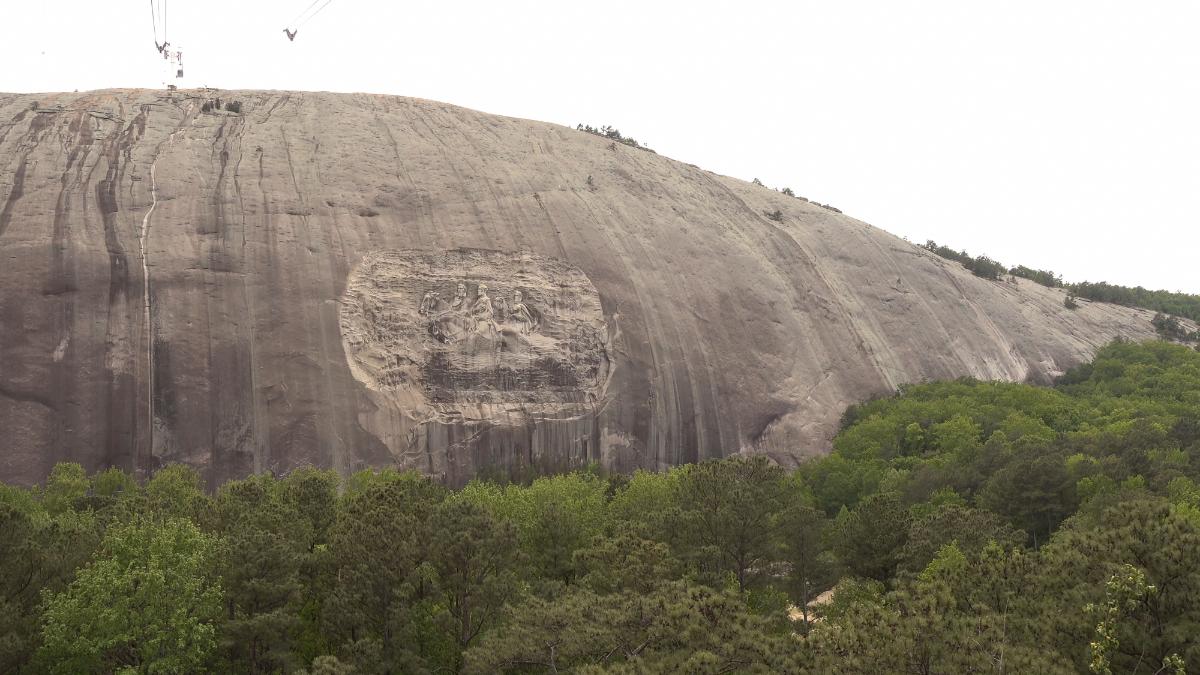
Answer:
[0,383,55,410]
[0,107,29,147]
[98,108,150,471]
[0,113,53,238]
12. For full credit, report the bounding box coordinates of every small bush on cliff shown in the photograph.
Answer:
[1011,264,1062,288]
[1152,312,1199,343]
[575,124,654,152]
[923,240,1005,280]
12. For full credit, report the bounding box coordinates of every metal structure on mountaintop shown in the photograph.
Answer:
[145,0,335,85]
[149,0,183,78]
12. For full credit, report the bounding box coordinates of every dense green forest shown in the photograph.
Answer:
[3,341,1200,673]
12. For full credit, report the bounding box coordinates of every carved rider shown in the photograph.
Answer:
[418,290,440,315]
[470,284,497,333]
[493,294,510,321]
[449,282,467,311]
[428,281,470,344]
[510,290,537,333]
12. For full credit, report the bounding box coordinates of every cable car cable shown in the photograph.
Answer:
[288,0,323,27]
[283,0,334,41]
[150,0,170,52]
[150,0,161,49]
[296,0,333,27]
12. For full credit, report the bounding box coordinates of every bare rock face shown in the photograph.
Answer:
[0,89,1175,486]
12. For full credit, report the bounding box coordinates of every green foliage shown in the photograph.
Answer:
[1010,264,1063,287]
[199,98,243,115]
[1,501,91,668]
[1084,563,1157,674]
[798,341,1200,671]
[427,497,521,661]
[673,457,789,592]
[921,238,1200,335]
[295,655,356,675]
[900,503,1024,574]
[779,503,836,631]
[325,474,449,671]
[606,468,681,538]
[279,466,340,551]
[40,463,90,515]
[1153,312,1200,343]
[830,493,910,580]
[3,340,1200,672]
[811,576,884,625]
[1071,280,1200,324]
[977,447,1076,543]
[575,124,655,152]
[143,463,211,521]
[969,254,1006,280]
[1041,499,1200,672]
[922,539,969,577]
[36,518,222,673]
[575,530,680,596]
[485,473,608,586]
[921,240,1006,279]
[805,568,1077,674]
[212,475,307,673]
[90,467,136,498]
[463,581,792,674]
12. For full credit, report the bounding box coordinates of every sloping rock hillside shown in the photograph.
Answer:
[0,89,1170,486]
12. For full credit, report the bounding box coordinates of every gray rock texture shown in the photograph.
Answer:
[0,89,1173,486]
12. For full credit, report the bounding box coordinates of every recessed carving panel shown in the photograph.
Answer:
[340,249,609,406]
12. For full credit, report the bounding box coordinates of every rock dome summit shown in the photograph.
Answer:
[0,89,1167,486]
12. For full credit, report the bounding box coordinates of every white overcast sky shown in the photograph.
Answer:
[2,1,1197,292]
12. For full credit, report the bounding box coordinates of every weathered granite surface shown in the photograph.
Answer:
[0,89,1175,486]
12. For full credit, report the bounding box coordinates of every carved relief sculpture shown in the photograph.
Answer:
[339,249,611,408]
[470,284,497,335]
[418,290,441,315]
[509,290,538,334]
